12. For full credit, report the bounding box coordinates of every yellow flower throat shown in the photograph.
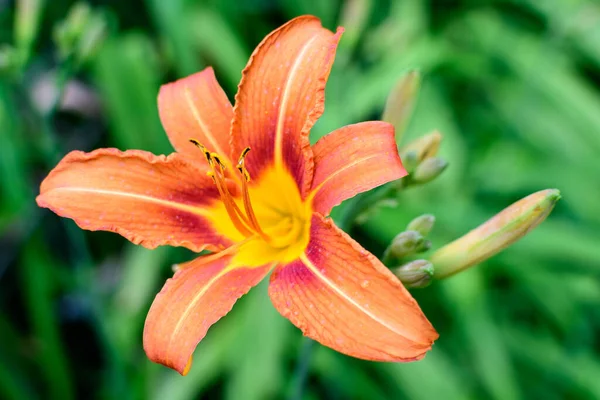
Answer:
[190,140,312,267]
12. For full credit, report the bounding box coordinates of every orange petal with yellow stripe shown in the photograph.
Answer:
[268,214,437,361]
[158,67,233,161]
[36,149,231,252]
[143,254,273,374]
[310,121,407,216]
[231,16,343,194]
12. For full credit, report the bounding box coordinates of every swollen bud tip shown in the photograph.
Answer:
[389,230,424,259]
[407,214,435,236]
[400,130,442,163]
[430,189,561,279]
[413,157,448,184]
[392,259,434,289]
[382,70,421,144]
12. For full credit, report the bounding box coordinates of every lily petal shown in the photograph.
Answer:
[158,67,233,161]
[269,214,437,361]
[36,148,231,252]
[143,254,273,374]
[231,15,343,195]
[310,121,407,215]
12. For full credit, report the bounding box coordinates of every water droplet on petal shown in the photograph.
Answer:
[360,280,370,288]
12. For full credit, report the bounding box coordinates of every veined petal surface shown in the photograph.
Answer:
[143,254,273,374]
[310,121,407,215]
[269,214,437,361]
[231,15,343,194]
[158,67,233,162]
[36,149,231,251]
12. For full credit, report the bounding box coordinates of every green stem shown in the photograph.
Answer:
[289,337,316,400]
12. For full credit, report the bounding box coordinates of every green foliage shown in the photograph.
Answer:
[1,0,599,399]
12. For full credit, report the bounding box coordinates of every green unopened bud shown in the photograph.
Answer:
[53,3,107,64]
[407,214,435,236]
[400,130,442,163]
[401,150,419,173]
[392,259,434,289]
[15,0,45,66]
[338,0,371,54]
[382,70,421,144]
[415,239,432,253]
[413,157,448,183]
[389,230,424,258]
[431,189,561,279]
[77,10,107,62]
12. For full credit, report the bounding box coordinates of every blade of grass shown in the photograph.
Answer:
[20,234,74,400]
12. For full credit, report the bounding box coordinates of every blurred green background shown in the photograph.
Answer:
[1,0,600,399]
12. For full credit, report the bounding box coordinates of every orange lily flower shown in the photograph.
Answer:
[36,16,437,375]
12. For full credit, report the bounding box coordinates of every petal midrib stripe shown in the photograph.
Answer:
[299,253,421,342]
[183,85,227,157]
[311,154,380,195]
[274,33,321,165]
[47,187,211,217]
[167,261,277,365]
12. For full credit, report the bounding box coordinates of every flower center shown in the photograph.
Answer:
[190,140,311,266]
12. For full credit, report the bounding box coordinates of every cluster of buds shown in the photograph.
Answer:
[354,71,447,224]
[382,70,447,187]
[383,214,436,289]
[383,189,560,289]
[399,131,447,185]
[376,72,560,288]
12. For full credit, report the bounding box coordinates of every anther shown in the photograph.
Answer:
[206,171,216,183]
[189,139,212,162]
[238,147,251,164]
[212,154,225,170]
[237,147,252,182]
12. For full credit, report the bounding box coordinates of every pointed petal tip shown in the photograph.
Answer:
[181,355,193,376]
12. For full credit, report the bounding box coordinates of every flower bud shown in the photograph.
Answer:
[382,70,420,144]
[400,130,442,163]
[431,189,561,279]
[53,3,107,64]
[407,214,435,236]
[401,150,419,173]
[392,259,434,289]
[412,157,448,184]
[415,239,432,253]
[389,230,424,258]
[338,0,370,54]
[15,0,44,66]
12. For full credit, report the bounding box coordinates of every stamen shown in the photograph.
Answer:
[211,159,254,227]
[189,139,211,162]
[235,148,272,242]
[208,169,254,237]
[189,140,273,243]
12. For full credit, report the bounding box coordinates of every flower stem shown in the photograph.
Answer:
[289,337,316,400]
